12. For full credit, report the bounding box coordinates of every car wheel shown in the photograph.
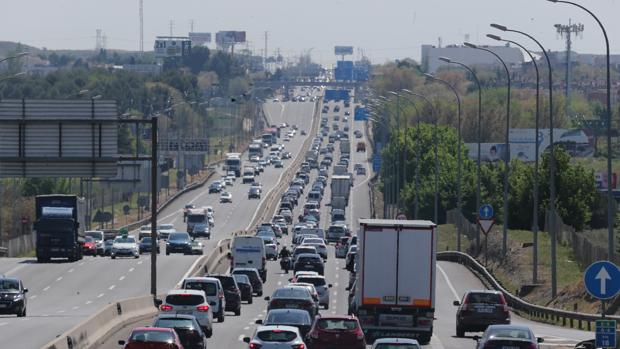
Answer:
[258,290,263,297]
[17,307,26,317]
[235,307,241,316]
[248,297,253,304]
[111,255,116,259]
[218,312,225,323]
[456,325,465,338]
[324,303,329,310]
[204,328,213,338]
[166,251,170,255]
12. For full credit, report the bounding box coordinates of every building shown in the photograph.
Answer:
[421,44,524,73]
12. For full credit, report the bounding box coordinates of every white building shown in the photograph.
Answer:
[421,44,524,73]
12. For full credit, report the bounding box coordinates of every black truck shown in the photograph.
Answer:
[34,195,86,263]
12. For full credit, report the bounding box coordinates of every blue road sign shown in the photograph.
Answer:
[479,204,494,219]
[372,154,381,172]
[596,320,616,348]
[584,261,620,300]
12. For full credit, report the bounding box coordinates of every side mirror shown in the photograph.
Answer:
[472,335,481,342]
[328,284,333,288]
[537,338,544,343]
[227,252,232,260]
[264,296,271,301]
[255,319,263,325]
[453,300,460,306]
[242,337,251,343]
[23,288,28,293]
[118,340,126,345]
[345,287,350,291]
[154,298,163,307]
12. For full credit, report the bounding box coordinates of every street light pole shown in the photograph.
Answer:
[398,94,422,219]
[490,23,557,296]
[487,33,541,284]
[388,91,403,212]
[424,73,463,251]
[440,57,483,253]
[464,42,511,257]
[546,0,615,263]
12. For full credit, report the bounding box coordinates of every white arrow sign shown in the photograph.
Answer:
[596,266,611,295]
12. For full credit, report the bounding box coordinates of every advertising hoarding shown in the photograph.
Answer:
[335,46,354,55]
[188,32,212,45]
[154,38,192,58]
[216,31,246,44]
[158,138,209,154]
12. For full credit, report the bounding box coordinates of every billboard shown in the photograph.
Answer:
[324,89,350,101]
[188,32,212,46]
[335,46,354,55]
[465,143,536,162]
[154,38,192,58]
[216,31,246,44]
[158,138,209,154]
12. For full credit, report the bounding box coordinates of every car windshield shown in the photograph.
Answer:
[115,236,135,244]
[155,318,196,329]
[130,330,175,343]
[467,293,502,304]
[0,280,20,291]
[273,288,309,299]
[233,270,260,282]
[187,214,206,223]
[141,237,152,243]
[165,294,204,306]
[183,281,217,296]
[266,311,311,325]
[316,319,359,330]
[296,277,326,287]
[488,328,532,340]
[159,224,174,230]
[375,345,420,349]
[256,330,297,342]
[169,233,189,241]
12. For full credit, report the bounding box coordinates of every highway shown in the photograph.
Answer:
[0,89,317,349]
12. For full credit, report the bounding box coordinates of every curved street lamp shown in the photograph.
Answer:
[464,41,511,257]
[424,73,463,251]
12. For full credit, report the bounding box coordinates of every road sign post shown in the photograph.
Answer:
[585,260,620,346]
[596,319,616,348]
[477,204,495,267]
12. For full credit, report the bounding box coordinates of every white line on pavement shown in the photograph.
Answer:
[67,268,74,273]
[42,286,50,292]
[119,276,125,281]
[97,293,104,298]
[437,264,460,301]
[56,277,63,282]
[109,285,116,290]
[85,301,92,305]
[129,267,135,272]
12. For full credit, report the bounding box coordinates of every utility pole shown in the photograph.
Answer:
[264,31,269,66]
[139,0,144,55]
[555,19,584,119]
[169,20,175,37]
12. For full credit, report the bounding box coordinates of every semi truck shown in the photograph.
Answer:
[224,153,242,177]
[349,219,437,344]
[331,175,351,206]
[34,195,86,263]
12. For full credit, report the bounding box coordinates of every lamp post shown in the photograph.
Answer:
[439,57,483,253]
[490,23,557,297]
[397,94,422,219]
[486,33,541,284]
[369,100,394,218]
[402,90,439,223]
[388,91,403,212]
[379,95,398,218]
[464,42,511,257]
[545,0,614,262]
[424,73,463,251]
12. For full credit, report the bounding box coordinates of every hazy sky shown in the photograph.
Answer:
[2,0,619,65]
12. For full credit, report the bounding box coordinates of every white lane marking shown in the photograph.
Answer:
[42,286,50,292]
[1,264,25,276]
[262,309,267,313]
[238,335,246,342]
[72,306,80,310]
[437,264,460,301]
[430,334,447,349]
[333,291,338,297]
[0,322,7,326]
[57,310,65,314]
[129,267,135,272]
[67,268,75,273]
[85,300,92,305]
[97,293,105,298]
[243,326,250,330]
[277,281,282,286]
[137,260,143,265]
[109,285,116,290]
[119,276,126,281]
[79,262,85,266]
[249,321,256,325]
[30,295,37,299]
[56,277,63,282]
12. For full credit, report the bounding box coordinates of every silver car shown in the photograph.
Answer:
[296,275,332,309]
[157,289,213,338]
[243,325,306,349]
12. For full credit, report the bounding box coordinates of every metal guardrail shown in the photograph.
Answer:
[0,246,8,257]
[438,251,610,331]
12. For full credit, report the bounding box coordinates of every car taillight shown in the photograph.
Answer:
[292,344,305,349]
[354,328,364,340]
[219,292,225,299]
[196,305,210,312]
[249,343,262,349]
[525,342,537,349]
[159,304,173,311]
[499,294,509,312]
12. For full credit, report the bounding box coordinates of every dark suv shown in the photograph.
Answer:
[208,274,242,316]
[232,268,263,296]
[454,290,510,337]
[0,276,28,317]
[293,253,324,275]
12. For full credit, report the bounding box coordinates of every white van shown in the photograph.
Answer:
[232,236,267,282]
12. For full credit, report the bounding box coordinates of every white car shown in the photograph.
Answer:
[295,275,332,309]
[250,155,260,162]
[181,277,226,323]
[157,224,176,240]
[372,338,421,349]
[260,236,278,260]
[111,235,139,259]
[220,191,232,203]
[224,177,234,186]
[158,289,213,337]
[243,325,306,349]
[226,174,236,183]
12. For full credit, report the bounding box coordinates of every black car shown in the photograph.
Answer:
[0,277,27,317]
[192,223,210,239]
[139,237,160,254]
[232,268,263,296]
[293,253,324,275]
[166,232,192,255]
[153,314,207,349]
[248,187,261,199]
[208,275,242,315]
[455,290,511,337]
[259,309,313,338]
[208,182,222,193]
[233,274,253,304]
[265,286,318,319]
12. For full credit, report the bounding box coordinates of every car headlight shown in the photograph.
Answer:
[12,294,23,300]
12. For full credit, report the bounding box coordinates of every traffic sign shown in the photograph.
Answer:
[479,204,494,219]
[477,218,495,236]
[584,261,620,300]
[596,319,616,348]
[396,213,407,220]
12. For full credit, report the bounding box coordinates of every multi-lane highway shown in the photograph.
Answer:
[0,90,595,349]
[0,90,317,349]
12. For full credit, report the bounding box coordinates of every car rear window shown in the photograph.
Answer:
[266,311,310,325]
[183,281,217,296]
[488,328,532,339]
[233,270,260,283]
[155,318,196,329]
[273,288,309,299]
[316,319,359,330]
[130,330,175,343]
[297,256,320,263]
[213,276,237,290]
[297,277,326,287]
[374,345,420,349]
[165,294,204,306]
[256,330,298,342]
[466,292,502,304]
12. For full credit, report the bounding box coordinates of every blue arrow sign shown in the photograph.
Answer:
[584,261,620,300]
[479,204,494,219]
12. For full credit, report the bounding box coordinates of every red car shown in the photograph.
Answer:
[118,327,184,349]
[83,237,97,256]
[306,315,366,349]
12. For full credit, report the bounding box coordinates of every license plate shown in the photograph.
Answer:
[475,306,494,313]
[305,265,315,269]
[285,304,300,309]
[177,310,193,315]
[0,304,8,308]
